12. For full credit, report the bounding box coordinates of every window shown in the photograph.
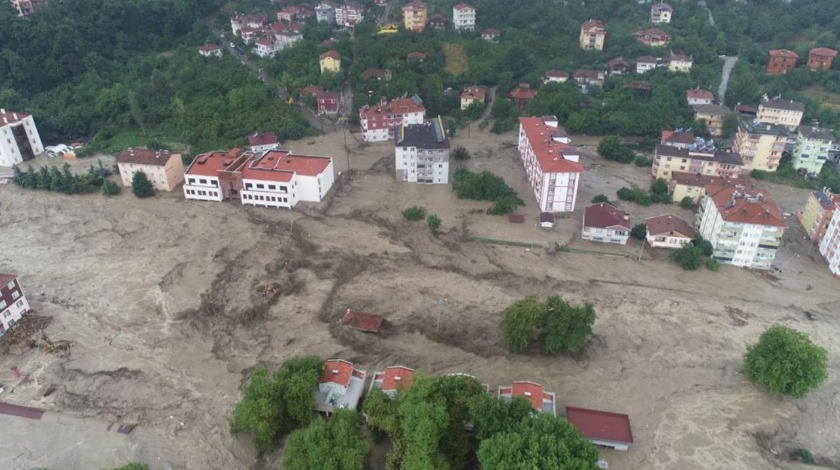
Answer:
[0,301,6,310]
[188,178,196,184]
[256,184,264,189]
[199,179,207,184]
[6,281,14,290]
[268,185,276,190]
[16,300,23,308]
[12,291,19,300]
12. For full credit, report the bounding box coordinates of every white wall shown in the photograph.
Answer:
[241,177,298,208]
[296,159,335,201]
[184,175,223,202]
[0,116,44,167]
[0,293,29,332]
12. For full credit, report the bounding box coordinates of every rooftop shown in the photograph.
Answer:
[187,149,246,178]
[566,406,633,444]
[661,129,695,145]
[810,47,838,58]
[117,148,179,167]
[706,183,785,227]
[242,150,331,183]
[360,96,425,119]
[584,203,631,230]
[669,53,692,62]
[510,83,537,100]
[248,132,278,147]
[694,103,730,116]
[798,126,836,142]
[670,171,737,188]
[760,98,805,112]
[499,381,555,414]
[739,120,789,138]
[453,2,474,11]
[320,359,355,387]
[637,55,658,63]
[199,44,221,52]
[769,49,798,58]
[545,69,569,78]
[687,88,715,101]
[396,117,449,150]
[519,117,585,174]
[372,366,415,393]
[656,144,743,166]
[461,85,486,101]
[581,19,605,31]
[646,214,695,238]
[635,27,669,38]
[652,2,672,11]
[320,50,340,60]
[340,309,385,333]
[0,273,18,286]
[0,109,30,125]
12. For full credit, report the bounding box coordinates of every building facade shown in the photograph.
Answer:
[686,88,714,107]
[319,50,341,74]
[315,2,336,24]
[0,273,30,336]
[117,148,185,192]
[402,0,427,32]
[359,97,426,142]
[517,116,585,213]
[807,47,838,71]
[579,20,606,51]
[0,110,44,168]
[634,28,670,47]
[335,1,364,28]
[240,150,335,209]
[395,117,450,184]
[669,171,733,205]
[460,86,485,110]
[792,126,836,175]
[766,49,798,75]
[652,140,743,181]
[636,56,658,74]
[198,44,222,58]
[452,3,475,31]
[315,359,367,413]
[733,120,789,172]
[650,2,672,24]
[697,183,785,269]
[818,207,840,277]
[668,54,693,73]
[581,203,631,244]
[370,366,415,397]
[694,104,730,137]
[755,98,804,131]
[798,188,840,242]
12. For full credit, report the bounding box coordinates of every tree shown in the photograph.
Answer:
[542,296,596,355]
[499,297,547,353]
[591,194,610,204]
[744,325,828,398]
[452,145,471,161]
[281,409,369,470]
[679,196,695,210]
[705,258,720,271]
[468,393,535,441]
[109,465,149,470]
[427,214,442,233]
[650,178,669,196]
[722,112,739,138]
[131,171,154,198]
[669,244,704,270]
[597,135,623,159]
[102,180,121,196]
[694,237,714,257]
[630,223,647,240]
[402,206,426,221]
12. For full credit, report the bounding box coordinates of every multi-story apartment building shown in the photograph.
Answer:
[315,2,336,24]
[254,35,280,58]
[452,3,475,31]
[359,96,426,142]
[10,0,45,17]
[669,171,734,205]
[693,104,730,137]
[697,183,785,269]
[394,117,450,184]
[807,47,838,72]
[517,116,585,213]
[335,1,364,28]
[818,207,840,278]
[733,120,789,172]
[792,126,836,175]
[117,148,185,192]
[755,97,804,131]
[579,19,606,51]
[0,273,30,337]
[650,2,672,24]
[766,49,798,75]
[798,187,840,242]
[402,0,427,32]
[652,139,743,181]
[0,109,44,167]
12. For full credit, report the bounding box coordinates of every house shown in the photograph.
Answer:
[0,273,30,337]
[756,96,804,130]
[395,116,450,184]
[481,28,500,42]
[792,126,836,175]
[239,150,335,208]
[0,109,44,167]
[253,35,280,58]
[230,13,265,37]
[607,58,631,75]
[540,212,556,228]
[686,88,714,106]
[818,207,840,277]
[518,116,585,213]
[339,309,385,333]
[239,26,262,44]
[248,132,279,153]
[733,120,789,172]
[10,0,45,17]
[766,49,798,75]
[579,19,606,51]
[581,203,631,245]
[669,171,734,205]
[634,27,670,47]
[198,44,222,58]
[319,50,341,74]
[543,70,569,84]
[460,85,486,110]
[636,55,659,74]
[317,91,341,115]
[697,183,785,269]
[807,47,838,72]
[565,407,634,451]
[498,381,556,416]
[408,51,427,62]
[117,148,184,192]
[275,29,304,50]
[668,53,693,73]
[427,14,447,30]
[315,2,336,24]
[798,188,840,242]
[573,69,605,89]
[624,80,651,93]
[660,129,696,149]
[652,139,743,181]
[402,0,427,32]
[452,2,475,32]
[510,83,537,112]
[298,84,325,97]
[693,104,731,137]
[360,68,391,81]
[377,22,400,34]
[645,214,695,248]
[650,2,673,24]
[335,1,364,28]
[314,359,367,413]
[276,5,300,22]
[182,148,249,202]
[735,103,758,118]
[370,366,415,397]
[359,96,426,142]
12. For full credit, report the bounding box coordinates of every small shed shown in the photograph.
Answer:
[340,309,385,333]
[539,212,555,228]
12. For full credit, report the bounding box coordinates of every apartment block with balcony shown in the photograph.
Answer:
[756,97,804,131]
[402,0,427,32]
[452,3,475,31]
[818,207,840,278]
[652,139,743,181]
[0,109,44,167]
[693,104,731,137]
[792,126,836,175]
[0,273,30,337]
[579,19,606,51]
[395,117,450,184]
[733,120,789,172]
[359,96,426,142]
[797,187,840,243]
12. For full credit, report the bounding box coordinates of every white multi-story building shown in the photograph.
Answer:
[697,183,785,269]
[517,116,584,213]
[315,2,336,24]
[240,150,335,209]
[359,96,426,142]
[650,2,672,24]
[335,1,364,28]
[792,126,836,176]
[452,3,475,31]
[0,273,30,337]
[0,109,44,167]
[395,117,450,184]
[756,97,804,131]
[253,35,280,58]
[818,207,840,278]
[183,148,248,202]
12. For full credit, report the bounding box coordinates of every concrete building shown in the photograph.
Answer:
[766,49,798,75]
[807,47,838,72]
[499,381,556,416]
[335,1,364,28]
[650,2,672,24]
[636,55,659,74]
[733,120,789,172]
[460,85,485,110]
[452,2,475,32]
[230,13,265,37]
[395,117,450,184]
[319,50,341,74]
[694,104,730,137]
[697,183,785,269]
[756,97,804,131]
[579,19,606,51]
[239,150,335,209]
[117,148,184,192]
[669,171,734,205]
[660,129,696,149]
[517,116,585,213]
[198,44,222,58]
[10,0,45,16]
[402,0,427,32]
[634,28,670,47]
[818,207,840,277]
[0,273,30,337]
[652,139,743,181]
[668,53,693,73]
[254,35,280,58]
[581,203,631,245]
[315,2,336,24]
[0,110,44,168]
[317,91,341,115]
[183,148,248,202]
[369,366,415,397]
[314,359,367,413]
[359,96,426,142]
[687,88,714,107]
[566,407,634,452]
[645,214,695,248]
[543,70,569,84]
[248,132,279,153]
[798,188,840,242]
[792,126,836,175]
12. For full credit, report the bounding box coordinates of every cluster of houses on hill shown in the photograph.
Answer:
[210,11,306,58]
[397,1,476,33]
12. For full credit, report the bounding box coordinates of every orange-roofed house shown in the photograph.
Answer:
[807,47,838,71]
[460,85,486,110]
[370,366,415,397]
[766,49,798,75]
[498,381,556,416]
[315,359,367,413]
[579,19,606,50]
[510,83,537,112]
[198,44,222,58]
[566,406,633,451]
[697,183,785,269]
[517,116,585,213]
[634,27,670,47]
[359,96,426,142]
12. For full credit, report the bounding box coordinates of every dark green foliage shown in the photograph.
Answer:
[617,187,652,206]
[181,154,195,167]
[452,169,524,215]
[694,238,714,257]
[427,214,442,232]
[500,297,547,353]
[705,258,720,271]
[281,409,368,470]
[598,135,635,163]
[650,178,669,195]
[790,448,816,465]
[402,206,427,221]
[751,170,767,180]
[452,145,471,161]
[630,223,647,240]
[591,194,610,204]
[500,296,596,355]
[680,196,695,210]
[669,244,705,271]
[744,326,828,398]
[130,171,154,198]
[488,196,521,215]
[109,464,149,470]
[634,155,653,167]
[468,393,536,441]
[722,113,739,138]
[12,163,104,194]
[230,356,323,451]
[102,180,121,196]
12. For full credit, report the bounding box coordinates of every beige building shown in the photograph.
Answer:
[733,120,789,172]
[319,50,341,74]
[645,214,695,249]
[402,0,427,32]
[579,19,606,51]
[668,53,693,73]
[460,85,486,110]
[117,148,185,192]
[756,97,804,131]
[669,171,734,205]
[652,141,743,181]
[694,104,730,137]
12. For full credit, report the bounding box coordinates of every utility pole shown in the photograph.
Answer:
[437,298,448,331]
[636,237,645,262]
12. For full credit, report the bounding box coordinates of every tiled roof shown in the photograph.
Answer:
[241,150,331,183]
[0,109,30,125]
[581,19,605,31]
[359,97,426,119]
[798,126,836,142]
[652,2,672,12]
[705,183,785,227]
[299,84,324,96]
[687,88,714,100]
[637,55,657,64]
[739,120,789,137]
[453,2,474,11]
[187,149,245,177]
[635,27,669,38]
[376,366,415,392]
[810,47,838,58]
[340,309,385,332]
[669,53,692,62]
[694,104,730,116]
[646,214,695,238]
[584,203,631,230]
[321,359,355,387]
[320,50,340,60]
[361,68,386,79]
[318,90,340,101]
[199,44,221,52]
[500,381,553,412]
[769,49,798,58]
[248,132,278,147]
[661,130,695,144]
[510,83,537,100]
[461,85,485,101]
[519,117,585,174]
[117,148,178,167]
[573,69,603,79]
[566,406,633,444]
[545,69,569,78]
[482,28,499,35]
[0,273,18,286]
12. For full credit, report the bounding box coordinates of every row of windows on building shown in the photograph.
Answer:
[1,300,24,312]
[243,193,290,203]
[244,182,292,191]
[185,189,219,198]
[187,178,219,186]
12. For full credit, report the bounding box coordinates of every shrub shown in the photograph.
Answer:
[633,155,652,167]
[650,178,669,195]
[591,194,610,204]
[402,206,427,221]
[789,448,815,464]
[500,297,547,353]
[670,244,704,270]
[630,223,647,240]
[102,180,121,196]
[705,258,720,271]
[744,325,828,398]
[694,237,714,257]
[452,168,524,215]
[488,196,520,215]
[453,146,471,160]
[131,171,154,198]
[751,169,766,180]
[679,196,695,210]
[616,187,652,206]
[427,214,442,232]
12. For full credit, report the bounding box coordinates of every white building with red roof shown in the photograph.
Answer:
[254,35,280,58]
[198,44,222,58]
[565,406,634,451]
[517,116,585,213]
[0,273,30,337]
[359,96,426,142]
[184,148,248,202]
[315,359,367,413]
[0,109,44,167]
[498,381,556,416]
[370,366,415,397]
[686,88,714,106]
[248,132,279,153]
[240,150,334,209]
[582,203,631,245]
[230,13,265,37]
[645,213,695,249]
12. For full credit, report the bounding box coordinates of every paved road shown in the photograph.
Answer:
[718,56,738,105]
[0,401,45,419]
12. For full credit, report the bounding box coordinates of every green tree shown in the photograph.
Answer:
[694,237,714,257]
[102,180,121,196]
[679,196,695,210]
[468,393,535,441]
[427,214,442,233]
[499,297,547,353]
[598,135,622,159]
[744,325,828,398]
[402,206,427,221]
[131,171,154,198]
[591,194,610,204]
[542,296,596,355]
[281,409,368,470]
[452,145,471,161]
[630,223,647,240]
[705,258,720,271]
[669,244,705,270]
[109,464,150,470]
[721,113,739,138]
[650,178,669,195]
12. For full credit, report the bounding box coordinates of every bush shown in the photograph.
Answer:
[591,194,610,204]
[453,145,471,160]
[616,187,652,206]
[633,155,652,167]
[500,297,547,353]
[102,180,121,196]
[705,258,720,271]
[670,244,704,270]
[402,206,427,221]
[500,296,596,355]
[597,135,634,163]
[789,448,815,464]
[181,153,195,167]
[630,223,647,240]
[694,237,714,257]
[679,196,695,210]
[131,171,154,198]
[650,178,669,195]
[453,168,524,215]
[751,169,767,180]
[427,214,442,232]
[488,196,521,215]
[744,325,828,398]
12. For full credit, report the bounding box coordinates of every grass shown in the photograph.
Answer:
[442,43,468,75]
[87,130,191,155]
[800,85,840,111]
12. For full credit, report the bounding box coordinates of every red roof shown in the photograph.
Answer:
[687,88,714,101]
[566,406,633,444]
[377,366,415,392]
[503,381,553,411]
[408,51,426,60]
[299,84,324,96]
[661,130,695,145]
[461,85,485,101]
[340,309,385,332]
[359,97,426,119]
[810,47,838,58]
[199,44,221,52]
[705,183,785,227]
[453,2,473,10]
[769,49,798,58]
[510,83,537,100]
[581,19,605,32]
[242,150,331,183]
[248,132,277,147]
[187,149,245,177]
[519,117,585,174]
[584,203,631,230]
[320,50,341,60]
[645,214,695,238]
[482,28,499,35]
[318,91,340,101]
[321,359,355,387]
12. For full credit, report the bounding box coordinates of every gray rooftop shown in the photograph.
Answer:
[799,126,836,143]
[740,119,789,138]
[694,104,731,116]
[396,117,450,150]
[760,98,805,112]
[656,144,743,166]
